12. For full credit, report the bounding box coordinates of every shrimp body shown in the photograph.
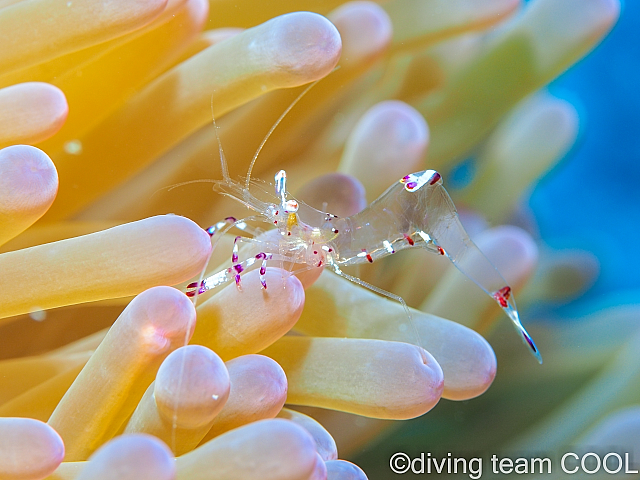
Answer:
[189,83,540,362]
[207,172,338,272]
[200,168,541,363]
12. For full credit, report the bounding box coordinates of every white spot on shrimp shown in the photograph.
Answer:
[418,231,432,243]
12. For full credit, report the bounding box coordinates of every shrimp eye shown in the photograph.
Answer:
[284,199,299,212]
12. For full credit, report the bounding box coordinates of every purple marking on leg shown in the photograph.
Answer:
[186,280,206,297]
[522,331,538,353]
[232,236,241,263]
[206,217,237,237]
[256,252,269,289]
[234,264,244,273]
[235,274,241,286]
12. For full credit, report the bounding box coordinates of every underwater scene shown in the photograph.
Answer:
[0,0,637,479]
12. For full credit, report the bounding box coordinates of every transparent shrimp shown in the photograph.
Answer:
[189,166,541,364]
[183,80,540,365]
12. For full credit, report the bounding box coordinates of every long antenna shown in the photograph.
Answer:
[211,93,230,183]
[244,79,320,190]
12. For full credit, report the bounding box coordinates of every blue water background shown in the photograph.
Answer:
[529,0,640,315]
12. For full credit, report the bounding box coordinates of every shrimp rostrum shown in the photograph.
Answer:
[187,168,542,364]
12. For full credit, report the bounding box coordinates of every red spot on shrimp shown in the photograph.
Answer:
[429,172,441,185]
[403,234,414,246]
[498,286,511,299]
[362,249,373,263]
[492,286,512,308]
[406,182,418,189]
[437,246,445,255]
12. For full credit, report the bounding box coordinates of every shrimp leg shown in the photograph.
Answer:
[330,262,424,351]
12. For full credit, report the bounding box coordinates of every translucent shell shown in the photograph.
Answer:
[203,168,541,363]
[331,169,541,363]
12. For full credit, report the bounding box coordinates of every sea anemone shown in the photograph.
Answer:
[0,0,624,479]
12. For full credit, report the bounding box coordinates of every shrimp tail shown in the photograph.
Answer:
[428,185,542,364]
